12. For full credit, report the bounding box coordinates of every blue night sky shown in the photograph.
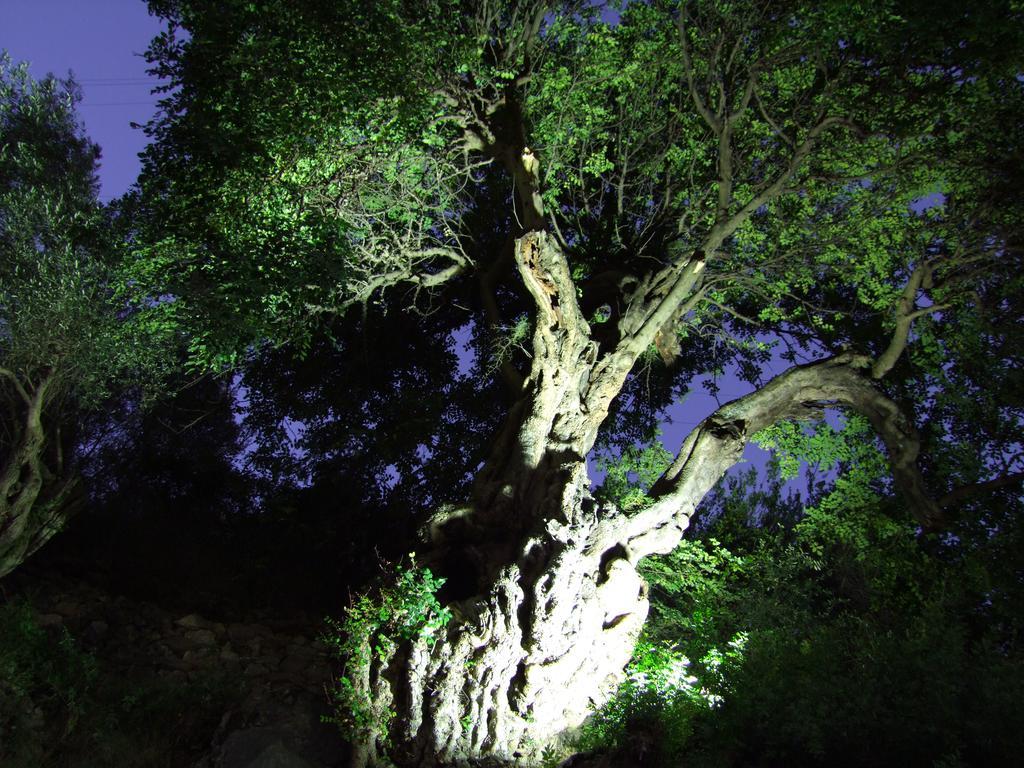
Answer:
[2,0,165,201]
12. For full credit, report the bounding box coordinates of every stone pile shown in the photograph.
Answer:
[26,574,329,694]
[6,568,347,768]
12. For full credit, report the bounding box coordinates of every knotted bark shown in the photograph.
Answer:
[349,236,942,768]
[0,370,80,579]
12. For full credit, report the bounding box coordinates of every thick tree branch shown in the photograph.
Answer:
[610,354,944,561]
[606,110,852,403]
[583,261,708,419]
[0,370,59,577]
[716,123,734,222]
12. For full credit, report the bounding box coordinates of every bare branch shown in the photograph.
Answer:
[754,86,795,148]
[677,10,721,133]
[727,63,760,124]
[706,115,854,247]
[479,247,525,393]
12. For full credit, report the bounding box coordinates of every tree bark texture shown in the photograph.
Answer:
[0,372,80,578]
[352,234,942,767]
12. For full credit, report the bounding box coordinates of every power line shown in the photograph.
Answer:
[75,77,162,84]
[79,82,162,87]
[80,101,160,107]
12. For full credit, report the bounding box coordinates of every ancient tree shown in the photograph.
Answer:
[137,1,1022,764]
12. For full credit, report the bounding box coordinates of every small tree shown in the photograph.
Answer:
[0,56,166,577]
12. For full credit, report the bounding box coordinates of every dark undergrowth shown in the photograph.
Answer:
[0,599,233,768]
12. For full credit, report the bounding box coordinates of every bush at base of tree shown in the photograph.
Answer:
[583,458,1024,767]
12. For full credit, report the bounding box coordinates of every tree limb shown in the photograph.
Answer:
[677,10,721,133]
[872,261,948,379]
[939,470,1024,509]
[618,354,943,560]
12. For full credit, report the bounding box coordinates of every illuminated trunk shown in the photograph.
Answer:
[351,233,940,767]
[352,232,698,767]
[0,371,80,579]
[376,473,651,768]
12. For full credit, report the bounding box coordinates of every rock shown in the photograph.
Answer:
[157,655,192,672]
[245,663,270,677]
[83,620,109,643]
[209,695,345,768]
[176,613,214,630]
[158,669,188,684]
[182,647,214,666]
[245,638,263,657]
[232,622,273,641]
[259,654,282,671]
[10,571,348,768]
[163,633,196,655]
[303,668,329,686]
[285,643,316,660]
[228,624,260,644]
[186,628,218,646]
[279,655,309,676]
[140,604,166,624]
[268,671,303,687]
[246,741,315,768]
[54,600,82,618]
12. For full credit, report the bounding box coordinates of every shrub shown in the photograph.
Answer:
[577,635,747,766]
[0,600,98,765]
[322,557,451,742]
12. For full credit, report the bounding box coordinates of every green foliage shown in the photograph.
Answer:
[113,1,1024,761]
[601,453,1024,767]
[323,558,451,741]
[595,433,673,510]
[487,314,531,376]
[641,537,749,647]
[0,55,104,393]
[577,635,747,764]
[0,54,172,407]
[134,0,486,368]
[752,414,878,481]
[0,53,179,578]
[0,600,97,762]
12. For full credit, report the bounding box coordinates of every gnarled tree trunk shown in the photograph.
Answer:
[0,370,81,578]
[350,231,940,767]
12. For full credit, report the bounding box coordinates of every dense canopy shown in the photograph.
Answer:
[1,2,1023,767]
